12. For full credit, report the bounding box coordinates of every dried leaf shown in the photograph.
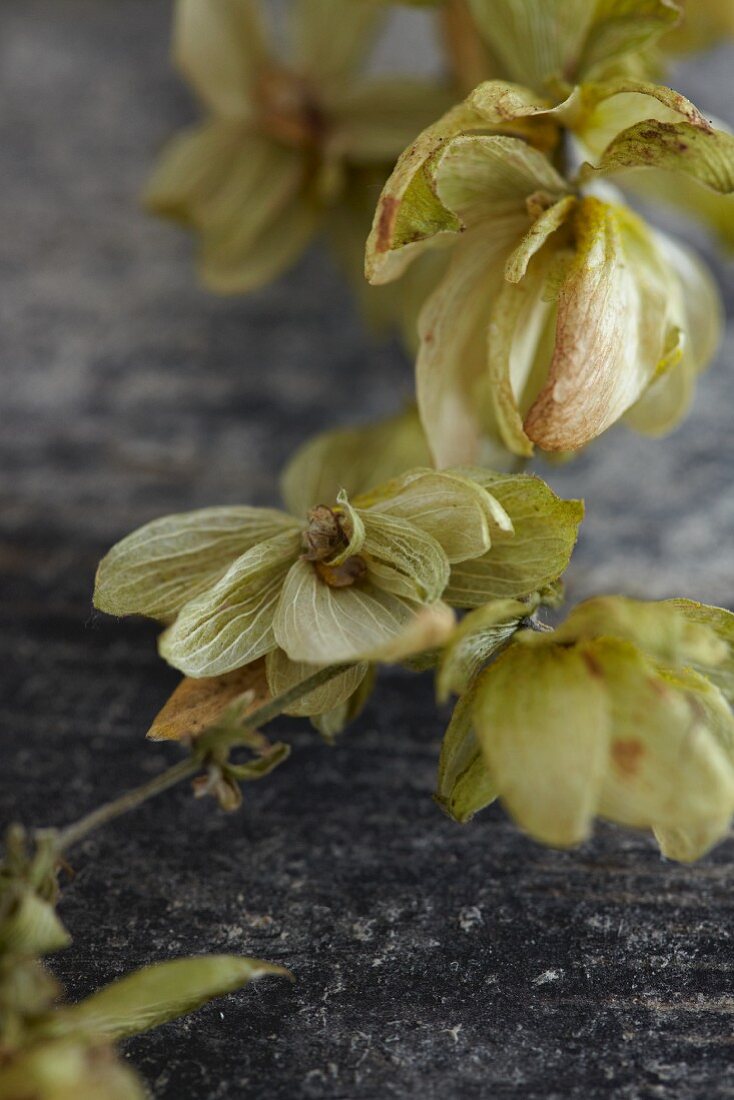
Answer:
[147,661,270,742]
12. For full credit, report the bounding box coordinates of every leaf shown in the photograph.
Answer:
[158,530,301,677]
[146,661,270,742]
[265,648,368,718]
[46,956,291,1042]
[437,597,538,701]
[94,506,297,622]
[435,684,497,824]
[444,472,583,606]
[280,406,431,518]
[174,0,267,119]
[360,510,450,603]
[473,642,610,847]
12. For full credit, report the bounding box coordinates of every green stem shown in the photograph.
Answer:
[55,756,200,853]
[54,662,352,854]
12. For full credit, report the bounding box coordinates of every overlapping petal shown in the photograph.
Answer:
[290,0,384,88]
[442,596,734,861]
[94,506,298,622]
[280,407,431,516]
[272,557,452,664]
[159,531,302,676]
[465,0,680,92]
[474,642,611,846]
[355,467,512,561]
[444,472,583,605]
[174,0,266,119]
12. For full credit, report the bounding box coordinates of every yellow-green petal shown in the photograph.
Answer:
[545,596,728,668]
[273,557,425,663]
[665,599,734,703]
[444,472,583,606]
[435,684,497,824]
[523,198,678,451]
[174,0,267,119]
[280,407,431,517]
[593,639,734,836]
[473,642,610,847]
[587,118,734,197]
[415,219,529,467]
[356,468,510,562]
[265,648,368,718]
[291,0,383,88]
[436,596,538,701]
[329,78,455,163]
[94,506,298,622]
[158,530,301,677]
[360,510,451,603]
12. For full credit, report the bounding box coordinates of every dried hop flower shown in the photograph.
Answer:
[439,596,734,862]
[145,0,451,336]
[367,61,731,465]
[94,451,582,735]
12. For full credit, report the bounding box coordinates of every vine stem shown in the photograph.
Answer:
[54,662,352,854]
[440,0,489,94]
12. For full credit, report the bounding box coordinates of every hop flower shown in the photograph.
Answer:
[145,0,451,335]
[438,596,734,862]
[94,456,582,732]
[367,72,729,465]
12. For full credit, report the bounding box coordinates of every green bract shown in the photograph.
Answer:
[367,69,728,465]
[95,458,582,733]
[0,827,291,1099]
[438,596,734,862]
[145,0,451,339]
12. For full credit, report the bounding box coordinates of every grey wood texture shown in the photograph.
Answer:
[2,3,734,1097]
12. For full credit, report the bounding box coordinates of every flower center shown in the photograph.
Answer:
[255,66,330,151]
[302,506,367,589]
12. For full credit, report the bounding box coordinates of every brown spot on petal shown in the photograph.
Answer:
[376,196,399,252]
[611,738,645,778]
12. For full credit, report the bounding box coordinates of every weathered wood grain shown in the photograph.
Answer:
[2,3,734,1097]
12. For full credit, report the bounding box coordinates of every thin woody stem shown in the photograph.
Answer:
[440,0,489,94]
[54,662,352,854]
[55,756,201,853]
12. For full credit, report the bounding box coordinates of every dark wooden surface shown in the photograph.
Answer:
[2,4,734,1097]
